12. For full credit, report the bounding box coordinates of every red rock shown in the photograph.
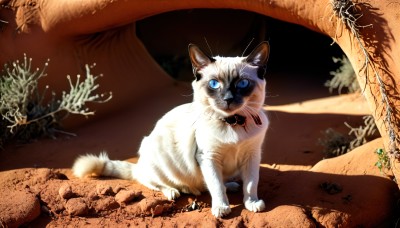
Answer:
[139,198,167,215]
[65,198,88,216]
[0,190,40,227]
[115,190,141,204]
[96,184,113,196]
[59,183,74,199]
[151,204,164,217]
[92,197,119,212]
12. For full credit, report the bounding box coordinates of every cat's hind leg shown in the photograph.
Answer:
[134,170,181,200]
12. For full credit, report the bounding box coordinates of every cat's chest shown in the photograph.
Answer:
[194,114,267,178]
[218,144,250,177]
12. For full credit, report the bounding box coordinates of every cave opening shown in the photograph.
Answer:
[136,9,345,105]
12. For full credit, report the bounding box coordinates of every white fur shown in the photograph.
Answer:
[73,51,269,218]
[73,152,134,180]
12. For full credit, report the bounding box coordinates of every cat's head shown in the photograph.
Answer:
[189,42,270,118]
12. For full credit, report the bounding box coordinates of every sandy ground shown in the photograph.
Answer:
[0,82,399,227]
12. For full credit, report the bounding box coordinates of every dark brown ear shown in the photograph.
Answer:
[188,44,214,72]
[245,41,270,67]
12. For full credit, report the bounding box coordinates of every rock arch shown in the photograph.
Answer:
[0,0,399,183]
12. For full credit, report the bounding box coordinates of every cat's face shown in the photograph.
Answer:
[189,42,270,117]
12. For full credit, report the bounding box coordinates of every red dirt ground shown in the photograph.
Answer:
[0,82,399,227]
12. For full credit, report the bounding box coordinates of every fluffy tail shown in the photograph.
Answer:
[72,152,134,180]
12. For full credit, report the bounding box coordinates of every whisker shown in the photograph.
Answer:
[242,106,263,126]
[246,100,264,105]
[204,37,213,57]
[241,38,255,57]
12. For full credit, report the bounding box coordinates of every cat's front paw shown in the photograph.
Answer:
[161,187,180,200]
[244,199,265,212]
[211,204,231,218]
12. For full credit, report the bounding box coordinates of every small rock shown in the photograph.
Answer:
[112,184,124,194]
[115,190,141,204]
[139,198,164,215]
[92,197,120,212]
[65,198,88,216]
[151,204,164,217]
[59,183,74,199]
[36,169,53,182]
[96,184,113,195]
[88,191,99,200]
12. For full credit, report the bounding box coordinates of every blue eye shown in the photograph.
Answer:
[236,79,250,89]
[208,79,221,89]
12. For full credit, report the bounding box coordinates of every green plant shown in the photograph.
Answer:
[375,148,391,173]
[0,55,112,146]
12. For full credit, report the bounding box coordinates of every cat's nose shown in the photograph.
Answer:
[223,91,234,105]
[225,98,234,105]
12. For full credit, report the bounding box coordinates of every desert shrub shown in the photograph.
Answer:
[321,54,379,157]
[319,116,380,158]
[0,55,112,146]
[325,55,360,94]
[319,128,352,158]
[344,115,378,149]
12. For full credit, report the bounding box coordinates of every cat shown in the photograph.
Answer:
[72,41,270,218]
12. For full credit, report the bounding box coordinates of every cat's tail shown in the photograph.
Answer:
[72,152,134,180]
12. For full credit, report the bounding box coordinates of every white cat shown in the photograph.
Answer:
[72,42,270,218]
